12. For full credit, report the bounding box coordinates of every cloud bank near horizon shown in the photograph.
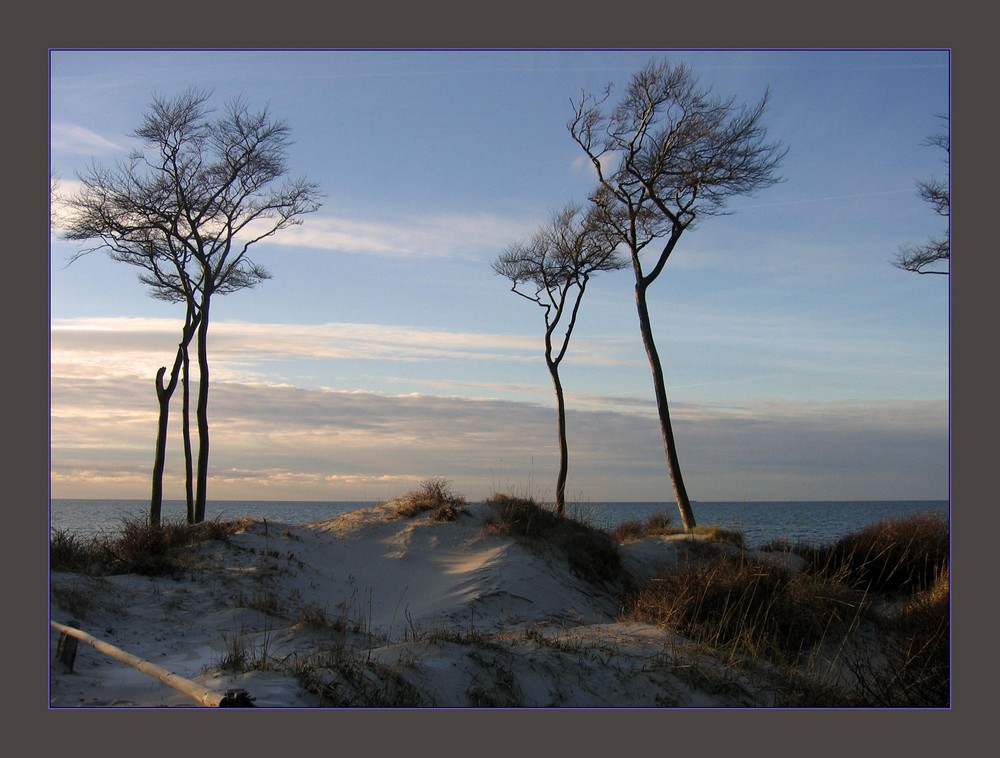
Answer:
[51,365,949,503]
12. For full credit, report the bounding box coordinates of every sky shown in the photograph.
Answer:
[48,49,950,505]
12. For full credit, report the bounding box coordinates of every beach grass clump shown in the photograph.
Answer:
[392,477,469,521]
[609,514,744,549]
[50,515,249,576]
[295,602,332,629]
[609,512,678,543]
[804,512,949,594]
[624,553,863,664]
[482,493,559,538]
[690,524,746,550]
[483,494,624,586]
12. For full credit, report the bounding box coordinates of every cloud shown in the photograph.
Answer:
[262,211,540,260]
[49,310,948,502]
[51,122,123,155]
[571,152,620,180]
[50,317,638,380]
[50,365,949,502]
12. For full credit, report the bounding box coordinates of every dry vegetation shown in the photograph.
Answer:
[50,515,250,576]
[610,512,745,548]
[621,511,950,706]
[388,477,469,522]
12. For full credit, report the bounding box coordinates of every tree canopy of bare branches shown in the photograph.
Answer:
[493,204,626,514]
[569,60,786,530]
[62,88,322,524]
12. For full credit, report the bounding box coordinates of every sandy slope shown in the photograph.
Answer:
[49,501,786,708]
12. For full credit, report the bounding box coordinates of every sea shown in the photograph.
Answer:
[49,499,950,549]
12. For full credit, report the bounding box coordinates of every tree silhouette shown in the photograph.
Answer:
[569,60,786,530]
[493,204,626,515]
[63,89,322,523]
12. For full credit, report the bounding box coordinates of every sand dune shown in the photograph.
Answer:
[50,500,816,708]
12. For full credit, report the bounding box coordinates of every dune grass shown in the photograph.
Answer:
[623,510,950,706]
[626,552,862,665]
[609,512,746,550]
[389,477,469,522]
[813,512,948,594]
[609,512,676,543]
[50,515,250,576]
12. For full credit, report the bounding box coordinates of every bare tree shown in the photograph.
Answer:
[62,88,322,523]
[569,60,786,531]
[893,117,950,275]
[64,162,205,525]
[493,204,626,515]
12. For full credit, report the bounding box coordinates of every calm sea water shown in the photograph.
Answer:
[49,498,949,548]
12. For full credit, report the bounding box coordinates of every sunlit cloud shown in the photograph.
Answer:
[50,317,639,377]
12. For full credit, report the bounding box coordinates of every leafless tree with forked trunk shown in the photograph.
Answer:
[62,88,322,524]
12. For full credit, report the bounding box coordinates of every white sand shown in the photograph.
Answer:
[49,501,793,708]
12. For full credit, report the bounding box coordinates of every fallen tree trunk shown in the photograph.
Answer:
[51,620,253,707]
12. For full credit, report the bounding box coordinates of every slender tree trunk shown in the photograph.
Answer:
[194,293,212,523]
[149,309,201,527]
[635,281,697,531]
[549,360,569,516]
[182,339,195,525]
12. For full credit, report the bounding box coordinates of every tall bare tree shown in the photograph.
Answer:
[63,88,322,523]
[64,163,205,525]
[493,204,626,515]
[893,117,950,275]
[569,60,786,530]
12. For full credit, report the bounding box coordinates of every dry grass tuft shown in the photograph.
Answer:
[391,478,469,521]
[796,512,949,595]
[690,524,746,550]
[609,512,677,543]
[609,513,745,550]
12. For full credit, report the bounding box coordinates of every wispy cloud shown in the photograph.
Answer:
[50,317,637,378]
[258,211,540,260]
[51,122,123,155]
[51,166,536,264]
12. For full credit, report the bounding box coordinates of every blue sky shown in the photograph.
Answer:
[49,49,950,504]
